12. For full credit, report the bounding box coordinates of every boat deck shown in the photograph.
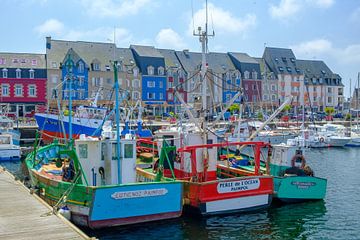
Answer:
[0,168,90,240]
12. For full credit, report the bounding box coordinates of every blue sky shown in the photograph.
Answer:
[1,0,359,97]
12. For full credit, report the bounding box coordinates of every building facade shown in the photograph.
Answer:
[0,53,47,118]
[131,45,167,115]
[158,49,187,113]
[229,52,262,113]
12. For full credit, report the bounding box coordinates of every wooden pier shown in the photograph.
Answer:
[0,168,91,240]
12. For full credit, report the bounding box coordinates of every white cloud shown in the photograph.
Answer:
[81,0,151,18]
[269,0,302,19]
[310,0,335,8]
[290,39,332,56]
[35,19,65,36]
[155,28,186,50]
[270,0,335,20]
[291,38,360,65]
[189,3,256,36]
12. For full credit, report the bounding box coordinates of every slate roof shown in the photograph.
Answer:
[263,47,299,76]
[229,52,258,64]
[228,52,261,79]
[296,59,343,86]
[116,47,136,67]
[130,45,163,58]
[46,38,116,71]
[157,49,182,68]
[175,50,235,73]
[0,52,46,68]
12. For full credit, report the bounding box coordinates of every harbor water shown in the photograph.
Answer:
[2,147,360,240]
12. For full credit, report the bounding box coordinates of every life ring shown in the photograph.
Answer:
[319,137,325,143]
[291,154,306,169]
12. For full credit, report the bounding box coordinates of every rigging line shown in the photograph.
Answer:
[206,70,242,90]
[205,72,242,91]
[173,69,201,90]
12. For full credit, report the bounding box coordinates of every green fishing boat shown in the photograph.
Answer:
[217,143,327,203]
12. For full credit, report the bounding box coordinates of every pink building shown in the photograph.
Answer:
[0,53,47,118]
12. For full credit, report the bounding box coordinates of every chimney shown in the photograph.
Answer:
[46,36,51,49]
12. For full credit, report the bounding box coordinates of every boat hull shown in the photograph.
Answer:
[0,147,21,161]
[28,168,183,229]
[35,113,102,141]
[184,176,273,215]
[274,176,327,203]
[327,137,350,147]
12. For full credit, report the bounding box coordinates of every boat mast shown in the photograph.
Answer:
[114,60,122,184]
[64,55,74,145]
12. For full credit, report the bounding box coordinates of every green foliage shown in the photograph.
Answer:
[345,113,350,120]
[325,107,335,116]
[257,112,264,120]
[282,104,291,113]
[229,104,240,113]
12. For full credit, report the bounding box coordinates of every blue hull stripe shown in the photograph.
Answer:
[90,182,182,221]
[35,115,101,137]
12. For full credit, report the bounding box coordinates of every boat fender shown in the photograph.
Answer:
[291,154,306,169]
[58,206,71,220]
[319,137,325,143]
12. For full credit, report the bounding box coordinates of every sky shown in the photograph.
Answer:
[1,0,359,98]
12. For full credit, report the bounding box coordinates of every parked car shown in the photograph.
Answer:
[334,113,344,119]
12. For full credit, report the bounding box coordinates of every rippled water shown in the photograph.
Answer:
[3,147,360,239]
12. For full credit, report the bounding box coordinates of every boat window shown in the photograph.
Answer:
[0,136,10,144]
[124,144,133,158]
[78,144,88,158]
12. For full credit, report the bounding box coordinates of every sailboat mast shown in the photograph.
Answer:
[65,55,73,144]
[114,60,122,184]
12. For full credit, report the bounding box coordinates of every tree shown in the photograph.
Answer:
[229,104,240,113]
[282,104,291,114]
[325,107,335,116]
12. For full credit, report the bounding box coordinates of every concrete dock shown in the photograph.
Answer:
[0,168,91,240]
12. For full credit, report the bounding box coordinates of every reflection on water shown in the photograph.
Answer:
[2,147,360,240]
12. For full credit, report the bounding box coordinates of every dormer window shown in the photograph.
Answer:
[295,68,300,73]
[275,58,279,62]
[105,65,111,71]
[286,67,292,72]
[244,71,250,79]
[282,57,287,62]
[252,71,258,79]
[16,69,21,78]
[290,58,295,63]
[94,63,100,71]
[133,67,139,77]
[278,67,284,72]
[2,68,8,78]
[158,66,164,75]
[29,69,35,79]
[147,65,154,75]
[78,62,84,73]
[321,70,326,74]
[235,70,240,79]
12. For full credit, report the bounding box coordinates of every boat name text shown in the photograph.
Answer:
[291,181,316,189]
[217,178,260,193]
[111,188,168,200]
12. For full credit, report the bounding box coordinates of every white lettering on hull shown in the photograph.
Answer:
[217,178,260,193]
[111,188,168,200]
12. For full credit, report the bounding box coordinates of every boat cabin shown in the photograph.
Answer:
[75,135,137,186]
